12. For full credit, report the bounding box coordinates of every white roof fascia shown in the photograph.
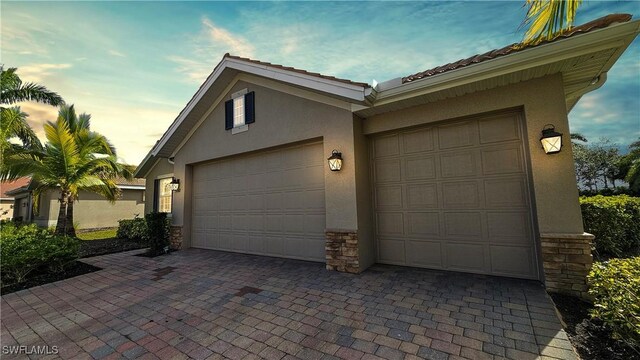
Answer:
[374,20,639,106]
[151,58,369,158]
[117,185,146,190]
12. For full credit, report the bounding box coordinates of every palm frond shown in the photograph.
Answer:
[522,0,583,45]
[0,106,42,150]
[2,83,64,106]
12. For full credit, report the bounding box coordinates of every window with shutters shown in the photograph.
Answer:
[225,90,255,133]
[233,95,245,127]
[156,177,173,213]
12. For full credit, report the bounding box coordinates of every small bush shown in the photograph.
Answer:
[0,223,79,286]
[145,212,169,256]
[117,217,148,242]
[588,257,640,347]
[580,195,640,258]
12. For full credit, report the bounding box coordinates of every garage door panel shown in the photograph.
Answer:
[442,181,482,209]
[444,212,483,239]
[403,128,435,154]
[438,121,477,149]
[378,239,406,264]
[481,145,524,175]
[376,185,403,208]
[374,134,400,157]
[305,190,326,210]
[407,212,440,237]
[479,114,521,144]
[406,241,443,267]
[485,177,528,208]
[304,214,326,234]
[440,151,477,178]
[406,184,438,208]
[446,243,486,272]
[487,212,531,242]
[377,212,404,236]
[192,142,325,262]
[405,157,436,180]
[375,160,402,183]
[373,113,539,279]
[490,245,535,278]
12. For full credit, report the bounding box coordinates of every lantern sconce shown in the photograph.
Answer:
[540,124,563,154]
[327,150,343,171]
[169,177,180,192]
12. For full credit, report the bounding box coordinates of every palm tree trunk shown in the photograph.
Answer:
[54,190,68,235]
[65,196,76,237]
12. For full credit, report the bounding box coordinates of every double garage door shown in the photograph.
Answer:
[191,142,326,262]
[191,112,538,279]
[372,112,539,279]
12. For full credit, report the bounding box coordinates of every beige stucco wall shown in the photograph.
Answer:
[34,189,145,229]
[353,116,375,269]
[363,74,583,235]
[172,78,362,248]
[143,159,174,214]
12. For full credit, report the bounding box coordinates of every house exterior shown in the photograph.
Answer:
[6,178,146,229]
[0,178,30,221]
[135,14,639,298]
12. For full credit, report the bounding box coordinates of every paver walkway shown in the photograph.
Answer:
[1,249,577,359]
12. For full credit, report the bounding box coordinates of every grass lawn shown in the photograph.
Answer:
[77,228,117,240]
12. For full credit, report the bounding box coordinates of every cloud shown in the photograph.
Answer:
[168,17,256,83]
[17,63,72,83]
[108,49,126,57]
[201,17,255,57]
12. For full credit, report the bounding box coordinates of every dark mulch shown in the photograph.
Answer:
[551,293,640,360]
[79,238,148,258]
[1,262,101,295]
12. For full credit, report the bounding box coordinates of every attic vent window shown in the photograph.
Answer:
[225,90,255,133]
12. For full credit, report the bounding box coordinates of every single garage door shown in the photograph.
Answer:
[372,112,539,279]
[191,141,326,261]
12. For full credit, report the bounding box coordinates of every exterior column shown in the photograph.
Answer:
[540,233,594,300]
[325,229,360,273]
[169,226,183,250]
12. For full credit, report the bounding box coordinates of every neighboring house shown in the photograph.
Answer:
[0,178,30,221]
[135,14,639,298]
[6,178,146,229]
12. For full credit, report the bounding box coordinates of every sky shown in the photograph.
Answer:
[2,1,639,165]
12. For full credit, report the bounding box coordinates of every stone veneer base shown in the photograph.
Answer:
[170,226,183,250]
[325,229,360,274]
[540,232,594,300]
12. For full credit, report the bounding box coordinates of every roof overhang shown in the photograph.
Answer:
[355,19,640,118]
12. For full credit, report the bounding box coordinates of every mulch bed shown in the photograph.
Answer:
[551,293,640,360]
[79,238,148,258]
[1,262,101,295]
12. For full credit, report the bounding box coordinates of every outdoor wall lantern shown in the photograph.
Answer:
[169,177,180,192]
[540,124,563,154]
[327,150,343,171]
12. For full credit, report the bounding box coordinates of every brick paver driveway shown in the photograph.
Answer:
[1,249,576,360]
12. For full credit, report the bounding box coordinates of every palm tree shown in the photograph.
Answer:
[2,105,133,236]
[521,0,583,45]
[1,66,64,164]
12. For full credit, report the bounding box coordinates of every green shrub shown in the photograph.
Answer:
[117,217,148,242]
[145,212,169,256]
[0,223,79,286]
[580,195,640,257]
[588,257,640,347]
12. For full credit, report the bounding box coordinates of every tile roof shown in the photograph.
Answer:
[115,177,146,187]
[224,53,371,88]
[402,13,633,84]
[1,178,31,198]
